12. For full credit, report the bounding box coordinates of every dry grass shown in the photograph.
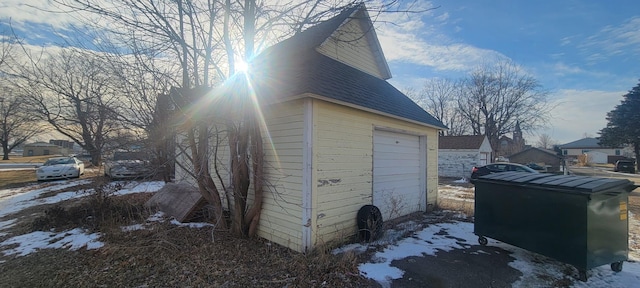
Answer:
[0,155,56,164]
[0,178,375,288]
[0,170,37,189]
[437,198,475,216]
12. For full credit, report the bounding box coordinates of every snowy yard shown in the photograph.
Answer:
[1,178,639,287]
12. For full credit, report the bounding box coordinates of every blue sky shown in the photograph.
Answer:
[2,0,639,145]
[376,0,640,145]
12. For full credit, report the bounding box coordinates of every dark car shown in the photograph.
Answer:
[103,151,152,180]
[471,162,538,180]
[526,163,546,171]
[614,160,636,174]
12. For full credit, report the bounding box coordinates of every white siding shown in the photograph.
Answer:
[174,120,231,206]
[257,100,306,250]
[563,148,620,157]
[438,150,483,179]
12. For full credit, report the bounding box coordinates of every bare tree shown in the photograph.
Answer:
[15,48,124,165]
[50,0,433,238]
[0,83,46,160]
[536,133,556,149]
[457,60,551,155]
[0,30,45,159]
[410,78,469,136]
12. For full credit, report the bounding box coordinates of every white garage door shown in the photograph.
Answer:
[373,130,424,221]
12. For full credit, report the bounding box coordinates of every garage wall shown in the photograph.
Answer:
[312,99,439,246]
[257,99,306,251]
[438,150,481,179]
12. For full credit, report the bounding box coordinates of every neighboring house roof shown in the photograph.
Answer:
[439,135,488,149]
[24,142,59,147]
[245,4,447,130]
[559,137,620,149]
[508,147,562,159]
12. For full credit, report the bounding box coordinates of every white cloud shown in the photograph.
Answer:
[435,12,449,22]
[377,26,507,71]
[531,89,624,144]
[580,16,640,62]
[551,62,586,76]
[0,1,83,31]
[371,1,508,72]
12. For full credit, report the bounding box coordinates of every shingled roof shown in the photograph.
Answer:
[508,147,561,159]
[439,135,488,149]
[246,4,446,129]
[559,137,621,149]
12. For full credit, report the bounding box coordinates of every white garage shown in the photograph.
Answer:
[373,129,427,220]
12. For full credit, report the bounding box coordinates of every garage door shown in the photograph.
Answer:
[373,130,424,221]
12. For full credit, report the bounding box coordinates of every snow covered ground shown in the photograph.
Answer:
[346,218,640,288]
[0,179,165,262]
[1,178,639,287]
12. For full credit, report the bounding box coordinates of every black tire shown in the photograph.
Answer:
[611,261,623,272]
[478,236,488,246]
[357,205,383,242]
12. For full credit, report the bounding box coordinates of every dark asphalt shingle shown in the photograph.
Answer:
[248,4,446,129]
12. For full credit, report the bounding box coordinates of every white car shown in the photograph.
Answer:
[36,157,85,181]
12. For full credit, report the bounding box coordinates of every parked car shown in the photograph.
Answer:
[104,151,152,180]
[526,163,547,171]
[614,160,636,174]
[471,162,538,180]
[36,156,85,181]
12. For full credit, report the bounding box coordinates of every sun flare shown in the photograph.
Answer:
[236,60,249,73]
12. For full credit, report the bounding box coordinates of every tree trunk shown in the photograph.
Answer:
[245,117,263,237]
[230,122,250,236]
[635,142,640,172]
[189,122,228,230]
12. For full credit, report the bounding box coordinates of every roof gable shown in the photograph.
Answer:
[316,7,391,79]
[247,4,446,129]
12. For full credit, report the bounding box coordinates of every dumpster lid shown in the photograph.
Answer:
[476,172,636,194]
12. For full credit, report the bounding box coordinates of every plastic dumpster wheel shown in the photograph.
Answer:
[611,261,623,272]
[478,236,488,246]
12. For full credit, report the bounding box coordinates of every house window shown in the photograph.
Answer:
[581,149,590,153]
[563,150,567,155]
[615,149,621,156]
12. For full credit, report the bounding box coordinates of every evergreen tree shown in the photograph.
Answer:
[599,80,640,171]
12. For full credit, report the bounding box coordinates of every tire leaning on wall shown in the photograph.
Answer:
[357,205,383,242]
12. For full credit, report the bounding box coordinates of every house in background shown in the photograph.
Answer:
[438,135,493,179]
[174,4,446,252]
[508,147,563,172]
[22,142,70,157]
[49,139,74,150]
[558,137,625,164]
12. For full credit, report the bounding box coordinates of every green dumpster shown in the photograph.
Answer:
[473,171,637,281]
